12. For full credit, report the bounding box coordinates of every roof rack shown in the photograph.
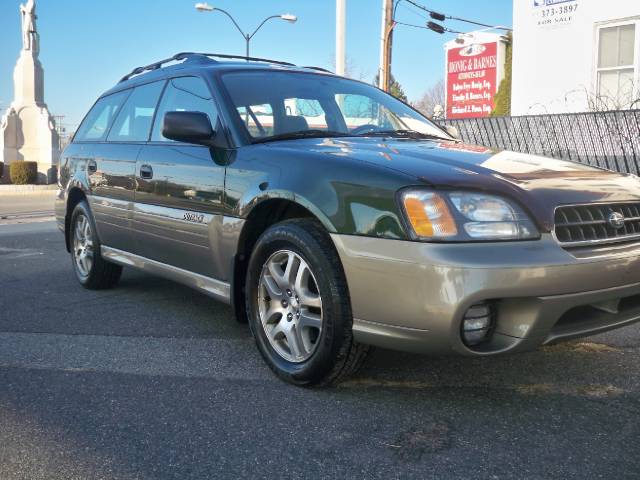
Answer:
[118,52,298,83]
[194,52,297,67]
[119,52,193,83]
[302,66,334,74]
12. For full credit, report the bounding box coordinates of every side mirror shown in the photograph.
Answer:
[162,111,215,145]
[444,125,461,140]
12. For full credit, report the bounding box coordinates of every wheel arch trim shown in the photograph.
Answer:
[239,190,337,233]
[63,183,91,252]
[230,192,339,324]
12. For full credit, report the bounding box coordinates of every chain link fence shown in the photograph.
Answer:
[440,110,640,175]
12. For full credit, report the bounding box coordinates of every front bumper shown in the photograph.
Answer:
[331,234,640,356]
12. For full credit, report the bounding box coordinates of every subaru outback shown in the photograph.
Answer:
[56,52,640,386]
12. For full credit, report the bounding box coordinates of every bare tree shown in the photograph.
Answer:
[582,76,639,111]
[329,56,370,81]
[413,79,445,118]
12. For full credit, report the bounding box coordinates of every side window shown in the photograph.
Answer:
[336,94,383,130]
[107,81,164,142]
[152,76,219,142]
[336,94,397,131]
[74,90,129,142]
[237,104,274,138]
[284,98,328,131]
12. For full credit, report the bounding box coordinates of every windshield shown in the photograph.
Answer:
[220,71,450,143]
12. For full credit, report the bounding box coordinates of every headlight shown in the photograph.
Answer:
[400,189,539,241]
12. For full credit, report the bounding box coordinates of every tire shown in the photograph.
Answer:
[69,200,122,290]
[245,218,369,387]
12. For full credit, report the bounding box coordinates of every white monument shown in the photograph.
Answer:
[0,0,59,184]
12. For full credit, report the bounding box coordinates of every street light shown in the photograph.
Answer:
[195,3,297,58]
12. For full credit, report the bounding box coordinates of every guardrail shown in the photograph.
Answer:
[439,110,640,175]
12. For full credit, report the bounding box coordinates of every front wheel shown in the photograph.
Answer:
[70,200,122,290]
[245,219,369,387]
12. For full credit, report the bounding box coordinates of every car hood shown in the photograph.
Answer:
[267,137,640,232]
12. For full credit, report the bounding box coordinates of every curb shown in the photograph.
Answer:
[0,185,58,196]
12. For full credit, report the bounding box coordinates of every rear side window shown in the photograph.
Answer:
[74,90,129,142]
[107,81,165,142]
[152,76,219,142]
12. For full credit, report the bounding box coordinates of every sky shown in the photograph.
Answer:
[0,0,512,132]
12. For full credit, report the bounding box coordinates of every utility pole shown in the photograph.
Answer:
[335,0,346,76]
[378,0,394,92]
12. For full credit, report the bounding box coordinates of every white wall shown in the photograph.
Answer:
[511,0,639,115]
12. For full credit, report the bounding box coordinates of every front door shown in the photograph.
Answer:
[133,76,226,279]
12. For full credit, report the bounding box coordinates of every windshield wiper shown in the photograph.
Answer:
[354,129,450,140]
[252,129,352,144]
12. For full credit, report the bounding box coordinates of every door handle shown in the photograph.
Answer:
[140,164,153,179]
[87,159,97,173]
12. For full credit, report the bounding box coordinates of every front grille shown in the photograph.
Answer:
[554,202,640,246]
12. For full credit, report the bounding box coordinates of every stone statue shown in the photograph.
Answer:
[20,0,38,52]
[2,0,58,184]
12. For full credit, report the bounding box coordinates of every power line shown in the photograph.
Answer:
[397,2,428,21]
[402,0,511,31]
[394,20,463,35]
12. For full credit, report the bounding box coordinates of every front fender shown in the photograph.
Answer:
[225,147,411,239]
[237,188,337,233]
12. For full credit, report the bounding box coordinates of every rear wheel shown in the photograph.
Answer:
[70,201,122,289]
[246,219,369,387]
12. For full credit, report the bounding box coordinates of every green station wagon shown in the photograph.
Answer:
[56,53,640,386]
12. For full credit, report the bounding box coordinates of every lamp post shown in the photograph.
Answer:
[195,3,297,59]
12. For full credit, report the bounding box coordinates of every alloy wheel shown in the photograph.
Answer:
[73,213,94,278]
[258,249,323,363]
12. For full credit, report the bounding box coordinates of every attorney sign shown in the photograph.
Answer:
[445,41,499,119]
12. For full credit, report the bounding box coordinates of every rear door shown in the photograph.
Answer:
[133,76,226,279]
[73,89,130,249]
[87,81,165,251]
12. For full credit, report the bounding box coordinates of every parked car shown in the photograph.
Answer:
[56,53,640,386]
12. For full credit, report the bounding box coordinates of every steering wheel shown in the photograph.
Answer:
[349,124,380,135]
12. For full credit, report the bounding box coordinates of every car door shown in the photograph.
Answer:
[73,89,130,250]
[133,75,227,279]
[86,81,165,251]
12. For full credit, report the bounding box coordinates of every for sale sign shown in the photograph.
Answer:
[445,42,499,119]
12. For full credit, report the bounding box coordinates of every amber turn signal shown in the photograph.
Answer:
[402,191,458,239]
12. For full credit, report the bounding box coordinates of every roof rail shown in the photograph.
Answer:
[118,52,297,83]
[302,66,334,74]
[118,52,199,83]
[193,52,297,67]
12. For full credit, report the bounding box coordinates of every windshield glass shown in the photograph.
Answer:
[220,71,449,143]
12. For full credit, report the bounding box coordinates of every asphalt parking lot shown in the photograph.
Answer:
[1,219,640,479]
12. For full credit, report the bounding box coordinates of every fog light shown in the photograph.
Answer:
[462,303,495,346]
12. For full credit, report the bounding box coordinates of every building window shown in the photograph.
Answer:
[596,22,638,109]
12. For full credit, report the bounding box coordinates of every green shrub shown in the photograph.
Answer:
[491,32,512,117]
[9,161,38,185]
